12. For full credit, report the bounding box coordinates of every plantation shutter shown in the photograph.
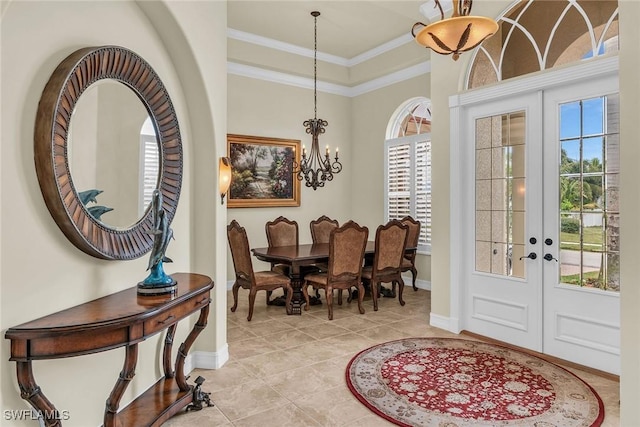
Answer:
[415,141,430,246]
[387,143,412,220]
[140,134,159,215]
[385,136,432,252]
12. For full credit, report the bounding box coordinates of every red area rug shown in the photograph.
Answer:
[346,338,604,426]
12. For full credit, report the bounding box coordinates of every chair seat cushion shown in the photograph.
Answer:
[304,273,328,285]
[272,264,290,275]
[401,258,413,268]
[254,271,290,286]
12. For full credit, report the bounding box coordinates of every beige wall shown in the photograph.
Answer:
[350,74,432,283]
[618,2,640,424]
[226,74,353,276]
[0,1,227,425]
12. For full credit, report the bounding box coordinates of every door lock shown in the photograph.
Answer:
[519,252,537,260]
[543,253,558,262]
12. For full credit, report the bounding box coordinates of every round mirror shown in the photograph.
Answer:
[34,46,183,260]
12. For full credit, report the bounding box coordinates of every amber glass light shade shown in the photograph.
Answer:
[411,0,498,61]
[219,157,231,204]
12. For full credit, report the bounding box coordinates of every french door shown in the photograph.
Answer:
[458,68,620,374]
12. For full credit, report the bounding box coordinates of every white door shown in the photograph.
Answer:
[460,71,620,375]
[462,92,543,352]
[542,76,620,374]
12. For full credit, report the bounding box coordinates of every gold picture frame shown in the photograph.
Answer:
[227,134,301,208]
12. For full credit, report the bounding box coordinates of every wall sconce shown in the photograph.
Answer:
[219,157,231,205]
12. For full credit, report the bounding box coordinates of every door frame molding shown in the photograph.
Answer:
[448,56,619,334]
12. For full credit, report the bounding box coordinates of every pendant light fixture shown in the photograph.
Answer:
[411,0,498,61]
[294,11,342,190]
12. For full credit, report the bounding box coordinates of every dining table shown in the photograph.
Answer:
[251,242,415,315]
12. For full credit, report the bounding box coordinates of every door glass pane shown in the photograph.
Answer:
[475,111,526,278]
[558,95,620,292]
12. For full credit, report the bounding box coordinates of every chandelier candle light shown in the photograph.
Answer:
[411,0,498,60]
[294,11,342,190]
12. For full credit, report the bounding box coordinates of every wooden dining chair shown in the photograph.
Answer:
[302,220,368,320]
[310,215,339,244]
[400,216,421,291]
[265,216,298,274]
[361,220,409,311]
[228,220,293,321]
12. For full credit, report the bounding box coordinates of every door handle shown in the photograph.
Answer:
[519,252,537,260]
[543,253,558,262]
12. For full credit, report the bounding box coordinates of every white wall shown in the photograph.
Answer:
[0,1,227,425]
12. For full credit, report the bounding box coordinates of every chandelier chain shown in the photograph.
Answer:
[314,12,318,120]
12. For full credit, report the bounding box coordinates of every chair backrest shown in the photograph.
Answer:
[266,216,298,247]
[327,220,368,282]
[373,220,409,273]
[227,220,255,284]
[401,216,420,258]
[310,215,339,244]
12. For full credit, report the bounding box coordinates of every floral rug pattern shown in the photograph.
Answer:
[346,338,603,427]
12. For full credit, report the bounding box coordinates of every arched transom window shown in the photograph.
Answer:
[467,0,618,89]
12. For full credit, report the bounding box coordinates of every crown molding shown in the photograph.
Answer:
[228,61,430,97]
[227,28,348,66]
[227,28,415,67]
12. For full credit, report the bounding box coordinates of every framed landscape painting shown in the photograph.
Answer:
[227,134,301,208]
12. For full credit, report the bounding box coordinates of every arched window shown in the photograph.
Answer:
[385,97,431,252]
[467,0,618,89]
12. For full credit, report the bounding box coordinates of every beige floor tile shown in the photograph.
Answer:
[162,406,232,426]
[237,348,302,378]
[162,288,619,427]
[209,378,288,421]
[262,328,317,349]
[228,336,280,360]
[233,403,321,427]
[189,363,256,392]
[297,321,351,340]
[292,385,373,426]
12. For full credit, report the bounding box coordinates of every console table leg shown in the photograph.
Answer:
[104,344,138,427]
[163,324,177,378]
[16,361,61,427]
[175,304,209,391]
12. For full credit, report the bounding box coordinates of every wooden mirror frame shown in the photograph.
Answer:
[34,46,183,260]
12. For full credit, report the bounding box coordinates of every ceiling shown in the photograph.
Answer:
[227,1,427,59]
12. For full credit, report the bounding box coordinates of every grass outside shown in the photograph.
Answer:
[560,226,603,252]
[561,271,602,287]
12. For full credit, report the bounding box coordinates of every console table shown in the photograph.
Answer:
[5,273,213,427]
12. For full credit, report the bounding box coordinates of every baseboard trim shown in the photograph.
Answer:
[403,276,431,291]
[185,346,229,372]
[430,312,460,333]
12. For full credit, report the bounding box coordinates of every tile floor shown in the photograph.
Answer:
[164,286,620,426]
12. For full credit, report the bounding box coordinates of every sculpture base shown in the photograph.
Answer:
[137,281,178,296]
[138,262,177,295]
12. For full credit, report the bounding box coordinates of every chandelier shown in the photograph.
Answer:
[411,0,498,61]
[294,11,342,190]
